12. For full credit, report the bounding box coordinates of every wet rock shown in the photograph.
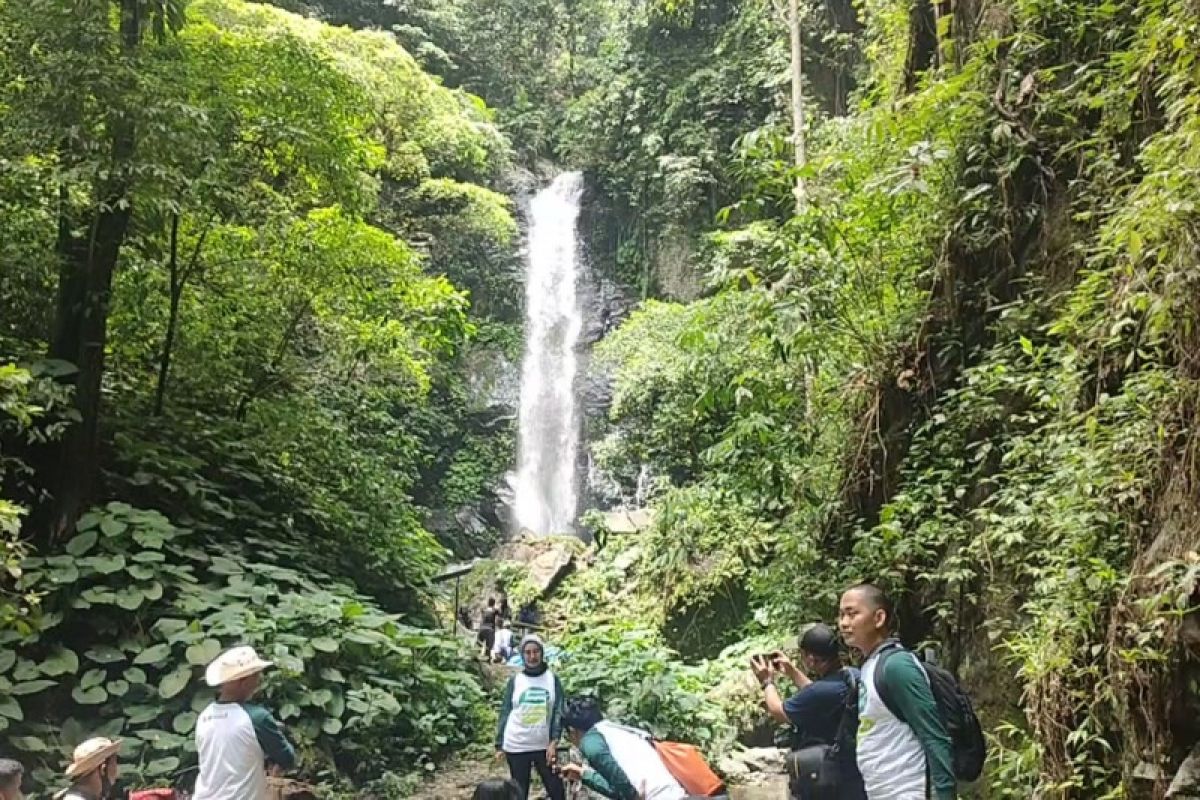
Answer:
[464,346,520,414]
[1169,743,1200,797]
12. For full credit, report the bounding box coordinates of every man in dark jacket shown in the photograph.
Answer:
[751,623,866,799]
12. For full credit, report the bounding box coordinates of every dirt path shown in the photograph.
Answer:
[409,752,789,800]
[408,752,499,800]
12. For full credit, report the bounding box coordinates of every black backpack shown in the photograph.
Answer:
[874,643,986,782]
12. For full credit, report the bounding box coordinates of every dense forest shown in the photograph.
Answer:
[2,0,1199,797]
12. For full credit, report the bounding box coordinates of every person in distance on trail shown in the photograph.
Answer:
[58,737,121,800]
[495,634,567,800]
[838,584,955,800]
[0,758,22,800]
[473,778,522,800]
[194,646,297,800]
[493,620,515,664]
[480,598,500,659]
[750,623,866,799]
[556,697,723,800]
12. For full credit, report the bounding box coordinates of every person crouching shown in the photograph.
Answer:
[558,697,722,800]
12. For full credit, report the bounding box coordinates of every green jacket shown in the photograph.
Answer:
[876,648,956,800]
[578,728,639,800]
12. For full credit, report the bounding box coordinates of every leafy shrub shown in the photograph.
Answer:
[554,622,734,754]
[4,503,484,793]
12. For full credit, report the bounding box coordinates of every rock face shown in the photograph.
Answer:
[720,747,790,800]
[526,545,575,595]
[1168,743,1200,797]
[464,345,520,414]
[495,534,579,596]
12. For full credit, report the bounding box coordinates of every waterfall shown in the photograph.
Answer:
[513,172,585,535]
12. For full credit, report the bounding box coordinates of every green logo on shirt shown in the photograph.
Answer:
[516,687,550,726]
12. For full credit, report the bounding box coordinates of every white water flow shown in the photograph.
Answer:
[513,172,585,535]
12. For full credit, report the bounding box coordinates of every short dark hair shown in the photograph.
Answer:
[0,759,23,790]
[473,779,520,800]
[848,583,896,631]
[799,623,840,659]
[563,696,604,732]
[487,598,496,607]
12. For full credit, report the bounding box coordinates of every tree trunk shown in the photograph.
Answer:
[153,212,212,416]
[903,0,938,94]
[154,213,182,416]
[44,0,140,542]
[789,0,807,213]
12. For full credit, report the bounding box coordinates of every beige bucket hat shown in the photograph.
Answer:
[204,645,273,687]
[64,736,122,779]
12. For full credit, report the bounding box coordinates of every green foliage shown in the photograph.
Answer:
[4,503,484,792]
[0,0,518,791]
[555,622,735,753]
[0,362,76,633]
[583,0,1200,795]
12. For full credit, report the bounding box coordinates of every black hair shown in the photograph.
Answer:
[562,696,604,732]
[487,598,496,607]
[799,623,841,660]
[847,583,897,632]
[0,759,21,789]
[473,778,520,800]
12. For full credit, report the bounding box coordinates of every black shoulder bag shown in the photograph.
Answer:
[785,669,858,800]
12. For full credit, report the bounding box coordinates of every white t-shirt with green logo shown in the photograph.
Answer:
[502,671,557,753]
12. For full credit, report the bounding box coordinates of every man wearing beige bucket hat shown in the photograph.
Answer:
[193,645,296,800]
[58,737,121,800]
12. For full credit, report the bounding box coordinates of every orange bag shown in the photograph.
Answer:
[652,740,726,797]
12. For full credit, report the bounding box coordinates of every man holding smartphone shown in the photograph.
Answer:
[751,624,866,799]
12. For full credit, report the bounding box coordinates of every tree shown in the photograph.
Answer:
[9,0,185,540]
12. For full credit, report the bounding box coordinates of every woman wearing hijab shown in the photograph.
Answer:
[494,634,567,800]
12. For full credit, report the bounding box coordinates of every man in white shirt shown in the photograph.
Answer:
[493,621,514,663]
[194,646,296,800]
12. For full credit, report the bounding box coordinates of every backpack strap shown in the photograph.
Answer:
[871,639,910,725]
[827,667,859,759]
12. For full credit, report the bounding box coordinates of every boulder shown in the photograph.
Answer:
[527,545,575,595]
[739,747,787,773]
[1168,743,1200,798]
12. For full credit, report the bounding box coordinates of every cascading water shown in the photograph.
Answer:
[512,172,585,535]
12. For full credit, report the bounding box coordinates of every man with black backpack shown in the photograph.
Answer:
[838,584,985,800]
[750,623,866,799]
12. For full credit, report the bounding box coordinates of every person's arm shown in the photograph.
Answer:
[550,674,566,742]
[244,704,297,769]
[752,655,789,725]
[495,677,515,750]
[579,730,639,800]
[762,683,790,725]
[880,655,956,799]
[772,652,811,690]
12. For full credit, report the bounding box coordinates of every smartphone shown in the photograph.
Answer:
[555,744,572,764]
